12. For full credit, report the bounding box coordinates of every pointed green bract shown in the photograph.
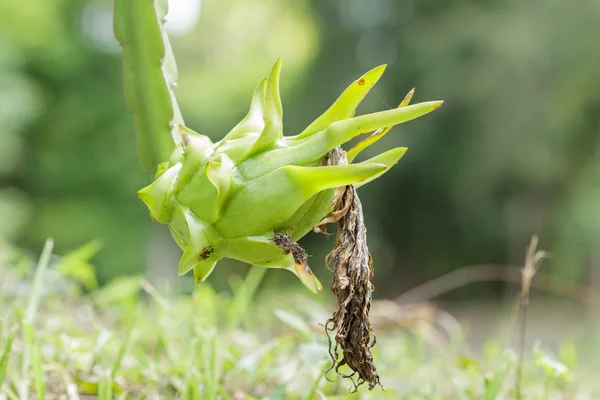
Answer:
[285,163,387,195]
[178,127,212,187]
[206,154,234,216]
[246,59,284,157]
[347,88,416,162]
[215,163,385,237]
[399,87,416,108]
[323,101,443,149]
[223,78,267,142]
[294,263,323,295]
[137,164,180,223]
[282,191,336,241]
[136,59,442,293]
[178,208,213,275]
[225,235,296,266]
[239,100,442,180]
[296,65,387,139]
[194,260,218,283]
[354,147,408,189]
[265,59,284,127]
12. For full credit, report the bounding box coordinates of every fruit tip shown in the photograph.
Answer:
[373,64,388,75]
[362,64,388,82]
[399,88,416,107]
[428,100,444,111]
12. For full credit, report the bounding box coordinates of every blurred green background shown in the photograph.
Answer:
[2,0,600,298]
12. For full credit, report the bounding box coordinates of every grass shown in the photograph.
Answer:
[0,240,598,399]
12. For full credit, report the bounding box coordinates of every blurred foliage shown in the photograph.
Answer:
[1,0,600,295]
[1,247,598,398]
[0,0,150,284]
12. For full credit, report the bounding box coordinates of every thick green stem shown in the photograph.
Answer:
[114,0,184,175]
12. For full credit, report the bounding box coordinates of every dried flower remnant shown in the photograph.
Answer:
[315,147,377,390]
[325,183,380,389]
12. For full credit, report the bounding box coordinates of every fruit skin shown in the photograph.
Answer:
[137,59,443,294]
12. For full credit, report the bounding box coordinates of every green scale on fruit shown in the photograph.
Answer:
[138,59,442,294]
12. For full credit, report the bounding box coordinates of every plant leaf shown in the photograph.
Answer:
[0,326,16,387]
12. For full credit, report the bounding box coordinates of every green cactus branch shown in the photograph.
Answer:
[114,0,183,175]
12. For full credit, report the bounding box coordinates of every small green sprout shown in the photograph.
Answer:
[138,59,442,294]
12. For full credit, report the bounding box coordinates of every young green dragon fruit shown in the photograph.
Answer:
[138,59,442,294]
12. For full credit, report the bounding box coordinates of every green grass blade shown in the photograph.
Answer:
[4,385,19,400]
[140,279,171,310]
[88,331,115,374]
[31,340,45,400]
[98,371,113,400]
[16,239,53,400]
[226,267,267,331]
[274,309,311,340]
[303,363,328,400]
[26,238,54,323]
[483,351,516,400]
[0,326,17,387]
[177,337,201,400]
[17,310,31,400]
[114,0,184,174]
[56,239,102,291]
[111,324,135,381]
[218,387,233,400]
[202,335,220,400]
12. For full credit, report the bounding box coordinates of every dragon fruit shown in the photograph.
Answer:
[137,59,442,294]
